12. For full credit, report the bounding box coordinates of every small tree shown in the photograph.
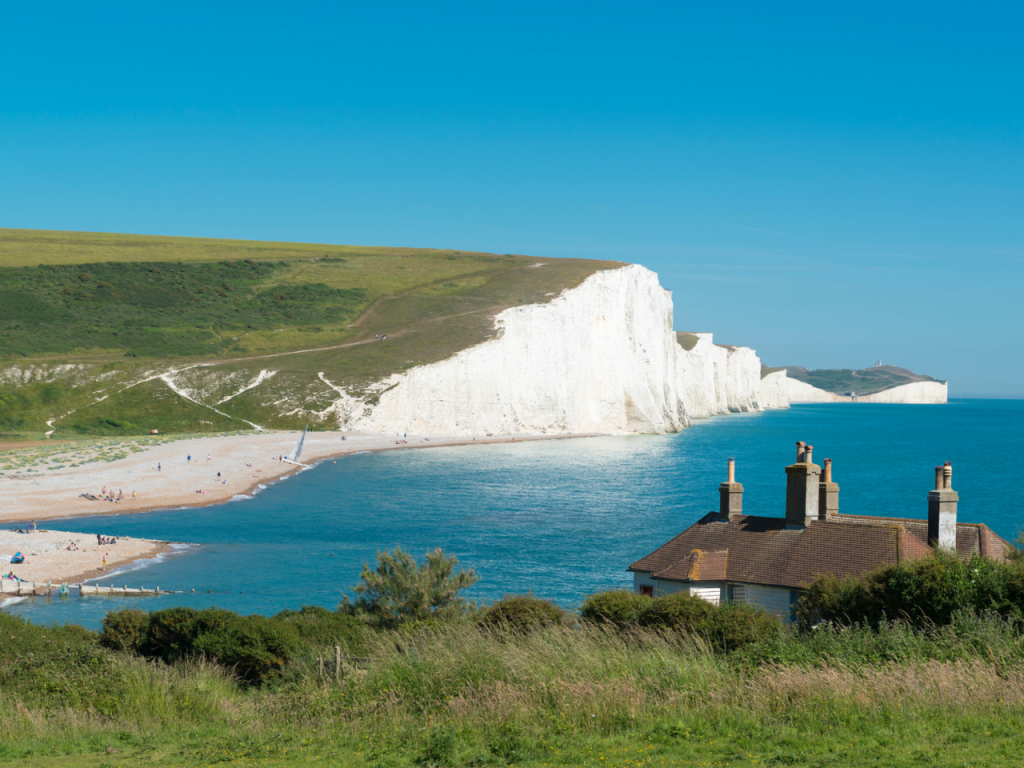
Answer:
[349,547,478,627]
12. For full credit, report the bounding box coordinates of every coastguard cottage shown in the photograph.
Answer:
[629,442,1012,617]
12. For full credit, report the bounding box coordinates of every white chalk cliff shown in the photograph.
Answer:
[787,378,948,403]
[343,265,786,435]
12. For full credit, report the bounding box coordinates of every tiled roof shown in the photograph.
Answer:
[630,514,1013,590]
[653,549,728,582]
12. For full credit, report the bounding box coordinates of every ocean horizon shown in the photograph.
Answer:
[7,398,1022,629]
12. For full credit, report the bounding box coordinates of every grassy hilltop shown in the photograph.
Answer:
[784,364,944,396]
[0,229,621,437]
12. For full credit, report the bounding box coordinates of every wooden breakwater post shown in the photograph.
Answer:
[316,646,343,682]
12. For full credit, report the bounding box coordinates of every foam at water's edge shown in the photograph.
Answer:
[82,542,197,585]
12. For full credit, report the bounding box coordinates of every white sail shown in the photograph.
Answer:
[292,424,308,464]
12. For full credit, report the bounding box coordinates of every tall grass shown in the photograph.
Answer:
[5,612,1024,765]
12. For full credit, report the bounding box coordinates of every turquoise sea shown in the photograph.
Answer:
[6,399,1023,629]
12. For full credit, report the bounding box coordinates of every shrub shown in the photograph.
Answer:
[99,608,148,652]
[703,602,781,651]
[478,594,569,632]
[579,590,649,626]
[347,547,478,628]
[638,591,716,628]
[128,607,299,685]
[272,605,366,653]
[191,614,299,685]
[581,590,780,652]
[796,552,1024,630]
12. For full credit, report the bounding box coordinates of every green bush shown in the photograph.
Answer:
[347,547,478,628]
[637,591,716,628]
[579,589,649,626]
[796,552,1024,630]
[702,602,781,651]
[99,608,148,652]
[272,605,366,653]
[190,614,299,685]
[478,594,569,632]
[108,606,299,685]
[581,590,780,652]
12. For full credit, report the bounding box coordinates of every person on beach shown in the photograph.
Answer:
[132,490,136,498]
[102,554,106,571]
[187,455,191,463]
[29,520,36,533]
[158,463,161,471]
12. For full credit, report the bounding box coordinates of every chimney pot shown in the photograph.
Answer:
[804,445,813,465]
[818,458,839,521]
[928,463,958,551]
[786,445,821,527]
[719,458,743,520]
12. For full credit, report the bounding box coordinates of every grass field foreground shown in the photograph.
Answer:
[2,609,1024,768]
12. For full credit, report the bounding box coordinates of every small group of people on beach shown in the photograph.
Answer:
[96,487,128,503]
[96,534,118,545]
[64,542,80,551]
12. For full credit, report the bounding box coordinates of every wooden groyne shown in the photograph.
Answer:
[79,584,173,596]
[1,580,176,597]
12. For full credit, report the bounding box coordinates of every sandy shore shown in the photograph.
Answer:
[0,527,169,590]
[0,430,597,523]
[0,430,595,584]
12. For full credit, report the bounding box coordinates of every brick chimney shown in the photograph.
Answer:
[928,461,958,552]
[719,457,743,520]
[786,441,820,527]
[818,458,839,521]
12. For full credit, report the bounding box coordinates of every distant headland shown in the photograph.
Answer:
[780,363,947,403]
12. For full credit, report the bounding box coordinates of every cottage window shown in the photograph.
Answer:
[640,585,654,597]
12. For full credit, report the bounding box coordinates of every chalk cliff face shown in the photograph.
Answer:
[787,378,948,404]
[759,370,790,410]
[347,265,785,436]
[787,378,839,403]
[673,335,778,417]
[857,381,948,403]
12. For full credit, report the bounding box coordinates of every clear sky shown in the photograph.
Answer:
[2,2,1021,395]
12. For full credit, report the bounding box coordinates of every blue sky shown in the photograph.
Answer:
[2,2,1022,395]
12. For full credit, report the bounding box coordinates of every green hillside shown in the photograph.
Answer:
[784,365,944,396]
[0,229,621,437]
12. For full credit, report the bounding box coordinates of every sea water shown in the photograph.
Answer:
[6,399,1023,629]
